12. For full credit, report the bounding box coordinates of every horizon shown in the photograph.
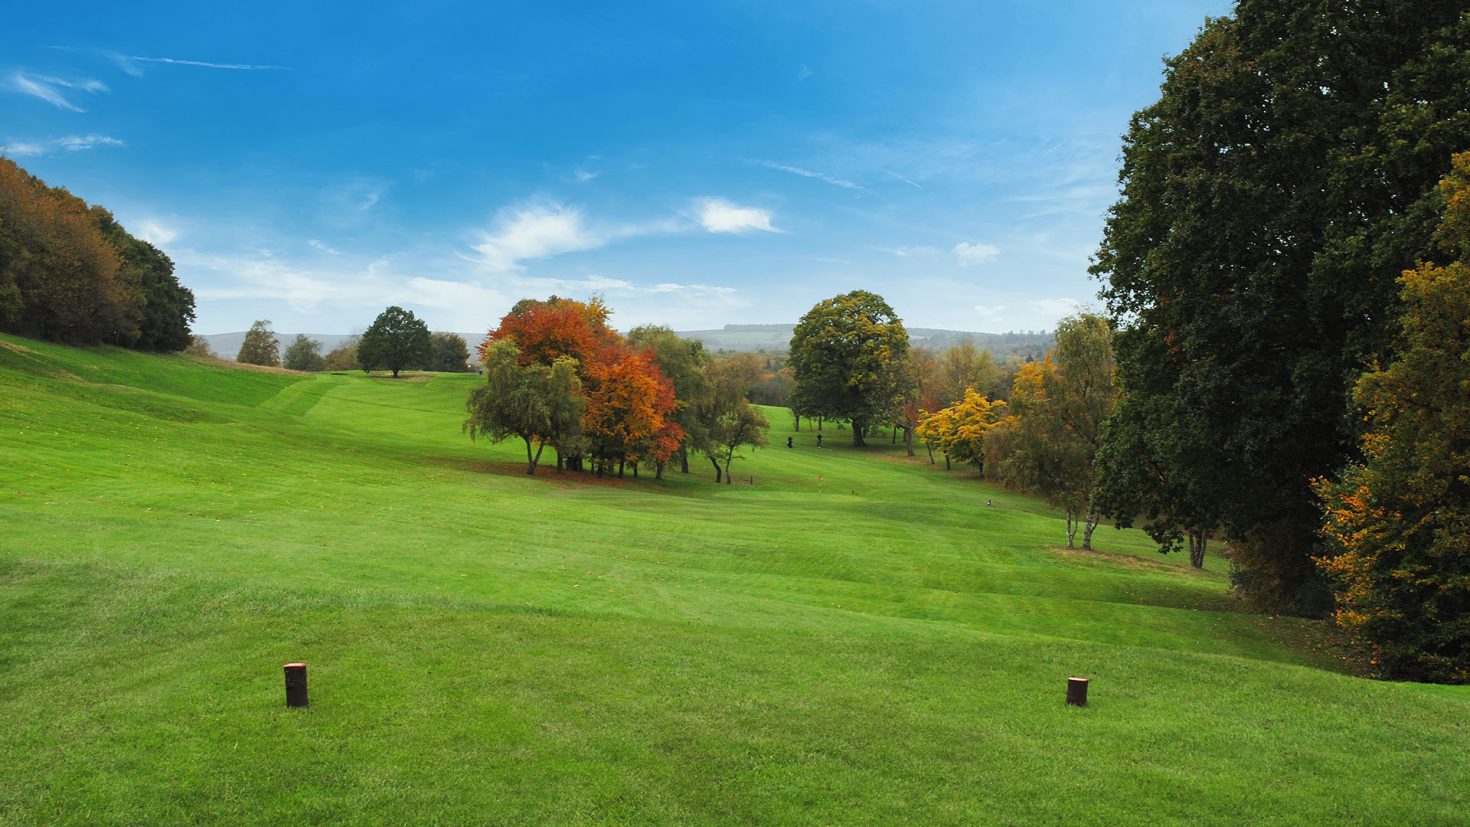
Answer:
[3,2,1227,335]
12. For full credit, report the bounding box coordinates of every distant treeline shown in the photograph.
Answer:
[0,159,195,350]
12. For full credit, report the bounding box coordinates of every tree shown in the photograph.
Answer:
[916,388,1008,471]
[988,314,1117,550]
[429,332,471,372]
[627,325,711,474]
[937,342,999,407]
[465,340,584,475]
[789,290,911,447]
[582,349,681,478]
[184,335,217,358]
[359,306,432,377]
[90,208,194,351]
[1091,4,1470,612]
[237,320,280,366]
[698,355,769,484]
[1315,152,1470,683]
[283,334,326,372]
[322,335,360,371]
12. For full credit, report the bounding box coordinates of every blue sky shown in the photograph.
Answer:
[3,1,1228,335]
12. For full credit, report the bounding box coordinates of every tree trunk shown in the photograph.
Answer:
[1082,510,1099,550]
[944,453,951,470]
[710,455,722,483]
[618,459,625,478]
[904,425,915,457]
[1065,509,1077,549]
[655,461,664,480]
[632,462,639,478]
[724,457,734,484]
[793,413,800,431]
[851,418,866,447]
[1188,530,1207,569]
[679,448,689,474]
[817,417,823,431]
[891,426,897,444]
[926,444,935,464]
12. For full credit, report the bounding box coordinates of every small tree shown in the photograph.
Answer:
[282,334,326,372]
[358,306,431,377]
[698,356,769,483]
[237,320,280,366]
[322,335,361,371]
[789,290,910,447]
[429,332,471,372]
[464,340,584,475]
[184,335,217,358]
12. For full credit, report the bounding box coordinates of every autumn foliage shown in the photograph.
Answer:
[0,158,194,349]
[470,297,682,477]
[1315,153,1470,683]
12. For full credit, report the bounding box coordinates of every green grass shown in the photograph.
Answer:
[2,332,1467,824]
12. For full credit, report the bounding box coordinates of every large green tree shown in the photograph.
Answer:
[789,290,910,447]
[429,332,471,372]
[236,320,280,366]
[1316,152,1470,683]
[359,306,432,377]
[282,334,326,372]
[1091,3,1470,612]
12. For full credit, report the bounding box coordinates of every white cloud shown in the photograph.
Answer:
[873,245,940,258]
[952,241,1000,265]
[973,304,1007,321]
[797,64,813,82]
[695,198,782,234]
[9,71,107,112]
[137,220,179,246]
[1031,297,1083,318]
[0,141,44,157]
[752,159,863,191]
[308,239,342,256]
[2,133,125,157]
[473,202,605,271]
[572,167,600,183]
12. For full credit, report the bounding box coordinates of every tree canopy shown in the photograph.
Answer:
[359,306,432,377]
[1090,3,1470,612]
[283,334,326,372]
[789,290,910,447]
[237,320,280,367]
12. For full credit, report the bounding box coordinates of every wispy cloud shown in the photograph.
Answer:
[120,55,289,74]
[880,167,927,191]
[1,133,124,156]
[952,241,1000,265]
[872,244,940,258]
[695,198,782,234]
[572,167,599,183]
[9,71,107,111]
[308,239,343,256]
[752,159,863,191]
[796,64,813,82]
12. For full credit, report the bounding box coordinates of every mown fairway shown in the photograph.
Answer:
[2,333,1467,825]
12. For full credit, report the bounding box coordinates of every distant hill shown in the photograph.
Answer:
[676,324,1055,358]
[202,325,1053,362]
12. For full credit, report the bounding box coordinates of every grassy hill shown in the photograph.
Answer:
[2,333,1467,824]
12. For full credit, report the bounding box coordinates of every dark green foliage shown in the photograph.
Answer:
[358,306,432,377]
[1091,3,1470,614]
[429,332,471,372]
[236,320,280,367]
[89,209,195,351]
[282,334,326,372]
[789,290,910,447]
[322,335,360,371]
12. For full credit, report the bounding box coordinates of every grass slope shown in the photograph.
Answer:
[2,333,1467,824]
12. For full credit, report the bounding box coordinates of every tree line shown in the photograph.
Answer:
[0,158,195,350]
[230,311,472,374]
